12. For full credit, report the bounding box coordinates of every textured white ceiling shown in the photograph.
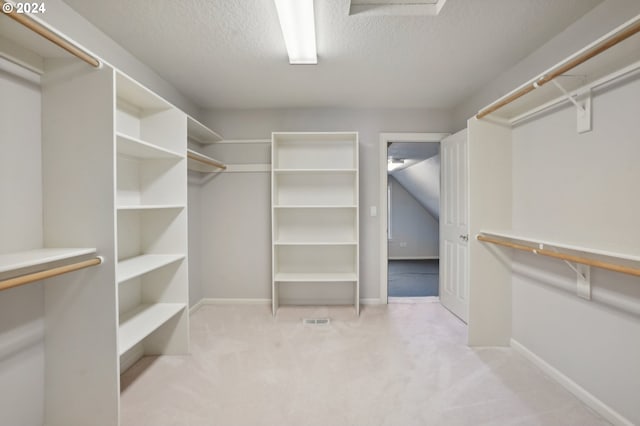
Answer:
[61,0,601,110]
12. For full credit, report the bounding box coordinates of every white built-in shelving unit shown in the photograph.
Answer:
[29,52,191,423]
[1,13,225,424]
[465,14,640,347]
[187,117,226,182]
[271,132,359,315]
[115,72,189,372]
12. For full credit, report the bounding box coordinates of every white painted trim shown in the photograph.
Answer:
[511,339,633,426]
[189,299,205,315]
[379,133,449,305]
[389,296,440,304]
[388,256,439,260]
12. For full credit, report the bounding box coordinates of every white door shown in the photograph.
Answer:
[440,130,469,322]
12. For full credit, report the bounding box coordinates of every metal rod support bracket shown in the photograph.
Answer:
[550,80,592,133]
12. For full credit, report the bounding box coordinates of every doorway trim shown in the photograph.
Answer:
[379,132,449,303]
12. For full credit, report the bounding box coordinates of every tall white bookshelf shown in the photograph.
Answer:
[271,132,359,315]
[115,72,189,372]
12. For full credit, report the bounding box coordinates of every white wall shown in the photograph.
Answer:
[197,108,454,301]
[388,176,439,259]
[38,0,201,118]
[510,75,640,424]
[452,0,640,131]
[0,61,45,426]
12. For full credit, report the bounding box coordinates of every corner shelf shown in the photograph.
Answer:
[117,254,185,283]
[118,303,186,355]
[187,116,223,144]
[116,73,172,112]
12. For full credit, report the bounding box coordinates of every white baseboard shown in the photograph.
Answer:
[190,298,385,310]
[189,299,205,315]
[511,339,632,426]
[388,296,439,304]
[360,298,384,305]
[196,298,271,306]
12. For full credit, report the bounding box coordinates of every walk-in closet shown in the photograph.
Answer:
[1,1,639,425]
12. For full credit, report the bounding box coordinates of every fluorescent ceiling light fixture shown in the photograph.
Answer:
[274,0,317,64]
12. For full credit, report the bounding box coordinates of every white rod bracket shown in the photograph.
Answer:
[550,80,592,133]
[575,264,591,300]
[561,259,591,299]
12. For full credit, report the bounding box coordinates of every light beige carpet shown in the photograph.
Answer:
[120,303,608,426]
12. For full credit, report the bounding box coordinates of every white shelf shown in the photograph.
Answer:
[187,116,223,144]
[117,204,185,211]
[481,15,640,122]
[117,254,185,283]
[187,148,226,172]
[118,303,186,355]
[117,133,182,159]
[274,241,357,246]
[274,205,357,209]
[479,230,640,262]
[0,248,97,275]
[272,132,358,169]
[116,72,172,111]
[274,272,357,282]
[273,169,357,174]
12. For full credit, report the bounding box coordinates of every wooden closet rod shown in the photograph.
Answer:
[477,235,640,278]
[0,257,103,292]
[476,18,640,119]
[187,152,227,170]
[0,0,100,68]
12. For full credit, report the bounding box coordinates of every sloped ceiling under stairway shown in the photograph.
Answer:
[391,154,441,220]
[61,0,602,109]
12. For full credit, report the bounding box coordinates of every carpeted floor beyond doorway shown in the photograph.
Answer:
[388,259,439,297]
[120,304,609,426]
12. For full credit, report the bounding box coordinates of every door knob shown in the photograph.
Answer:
[459,234,469,241]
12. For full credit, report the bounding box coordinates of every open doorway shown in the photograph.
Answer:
[387,142,440,298]
[379,133,448,303]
